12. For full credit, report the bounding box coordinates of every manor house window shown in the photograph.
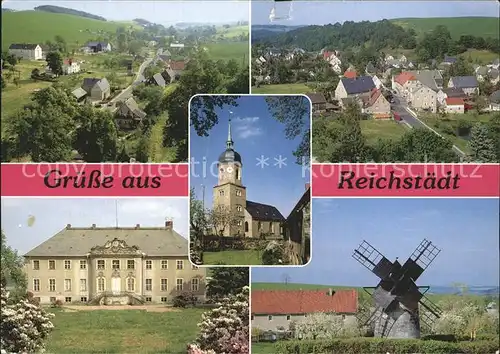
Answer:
[176,260,183,270]
[32,260,39,270]
[48,260,56,270]
[97,260,105,270]
[112,260,120,269]
[127,260,135,269]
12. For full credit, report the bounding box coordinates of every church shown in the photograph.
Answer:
[213,118,286,238]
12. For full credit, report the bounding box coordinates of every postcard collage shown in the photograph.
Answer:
[1,0,499,353]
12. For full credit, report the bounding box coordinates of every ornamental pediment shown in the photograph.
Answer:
[90,238,141,255]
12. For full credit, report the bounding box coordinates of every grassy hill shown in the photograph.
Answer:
[1,11,138,50]
[391,17,500,40]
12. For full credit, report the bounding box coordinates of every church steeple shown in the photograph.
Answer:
[226,117,234,150]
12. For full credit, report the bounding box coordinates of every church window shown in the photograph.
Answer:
[236,190,242,196]
[237,220,242,226]
[219,190,225,196]
[245,221,249,232]
[236,205,242,212]
[127,277,135,291]
[271,222,275,233]
[236,168,240,180]
[112,260,120,269]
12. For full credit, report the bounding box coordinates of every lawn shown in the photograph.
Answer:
[418,112,495,154]
[360,119,409,145]
[204,42,249,64]
[148,114,178,162]
[2,11,136,50]
[391,17,499,40]
[46,307,205,353]
[251,342,276,354]
[217,25,249,38]
[459,49,499,64]
[252,83,311,94]
[203,250,263,266]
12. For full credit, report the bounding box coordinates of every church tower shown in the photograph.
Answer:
[213,117,246,236]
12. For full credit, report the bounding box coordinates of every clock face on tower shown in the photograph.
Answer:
[226,167,233,173]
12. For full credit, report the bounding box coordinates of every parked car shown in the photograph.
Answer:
[393,112,402,121]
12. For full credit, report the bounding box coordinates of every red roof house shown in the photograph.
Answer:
[323,51,333,59]
[251,289,358,315]
[344,70,357,79]
[445,97,465,106]
[394,71,416,86]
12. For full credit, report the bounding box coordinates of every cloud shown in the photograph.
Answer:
[313,199,339,213]
[233,116,263,139]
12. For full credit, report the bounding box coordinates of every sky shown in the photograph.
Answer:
[252,1,499,25]
[1,197,189,255]
[2,1,249,25]
[252,198,500,287]
[190,95,310,217]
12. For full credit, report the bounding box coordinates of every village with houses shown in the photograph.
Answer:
[252,16,500,163]
[1,4,249,163]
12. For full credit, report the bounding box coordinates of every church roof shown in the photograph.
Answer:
[246,201,285,222]
[24,223,187,257]
[218,116,242,165]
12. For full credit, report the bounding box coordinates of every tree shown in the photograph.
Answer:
[190,188,208,238]
[74,106,118,162]
[207,205,240,236]
[188,94,239,138]
[46,51,63,76]
[1,231,27,302]
[206,267,249,301]
[135,134,150,162]
[265,96,311,164]
[468,123,497,162]
[294,312,359,339]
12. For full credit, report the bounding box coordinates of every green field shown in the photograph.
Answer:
[204,42,249,63]
[252,342,276,354]
[360,119,409,145]
[459,49,499,64]
[419,112,495,154]
[217,25,249,38]
[204,250,263,265]
[391,17,500,40]
[46,307,204,353]
[1,11,138,50]
[252,83,311,94]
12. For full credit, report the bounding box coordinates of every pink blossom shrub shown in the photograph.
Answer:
[0,285,54,353]
[189,286,249,354]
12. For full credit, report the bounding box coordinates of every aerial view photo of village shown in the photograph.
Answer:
[189,95,311,267]
[250,198,499,353]
[1,1,249,163]
[0,197,250,353]
[251,1,500,163]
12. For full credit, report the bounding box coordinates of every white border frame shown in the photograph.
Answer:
[187,93,314,268]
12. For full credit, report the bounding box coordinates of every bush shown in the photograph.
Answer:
[294,313,360,339]
[50,298,63,308]
[261,240,285,265]
[173,292,198,308]
[191,286,249,354]
[0,285,54,353]
[273,337,500,354]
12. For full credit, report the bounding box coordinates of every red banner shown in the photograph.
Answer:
[1,164,189,197]
[312,164,500,197]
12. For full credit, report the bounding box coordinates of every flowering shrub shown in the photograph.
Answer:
[294,312,359,339]
[189,286,249,354]
[0,285,54,353]
[261,241,286,265]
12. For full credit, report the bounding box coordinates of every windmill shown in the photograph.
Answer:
[352,239,443,338]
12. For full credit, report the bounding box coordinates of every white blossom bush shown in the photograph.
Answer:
[294,312,356,339]
[0,285,54,353]
[189,286,249,354]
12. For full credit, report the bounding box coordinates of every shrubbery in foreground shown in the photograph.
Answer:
[273,337,500,354]
[0,285,54,353]
[187,286,249,354]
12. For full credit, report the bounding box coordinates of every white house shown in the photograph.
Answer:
[444,97,465,114]
[8,43,43,60]
[372,75,383,89]
[62,59,81,74]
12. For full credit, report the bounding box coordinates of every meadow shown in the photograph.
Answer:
[391,17,500,40]
[203,250,263,266]
[45,307,205,354]
[252,83,310,94]
[216,25,249,39]
[204,42,249,64]
[1,11,135,50]
[360,120,409,145]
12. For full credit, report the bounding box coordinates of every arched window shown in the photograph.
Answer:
[127,277,135,292]
[258,221,262,231]
[236,168,240,180]
[270,222,275,233]
[245,221,249,232]
[97,277,105,292]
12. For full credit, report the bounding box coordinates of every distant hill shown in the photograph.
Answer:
[252,25,305,42]
[2,11,132,50]
[134,18,153,27]
[391,17,500,40]
[34,5,106,21]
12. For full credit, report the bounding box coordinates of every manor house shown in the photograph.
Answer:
[24,221,206,305]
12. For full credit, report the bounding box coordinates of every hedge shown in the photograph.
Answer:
[273,338,500,354]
